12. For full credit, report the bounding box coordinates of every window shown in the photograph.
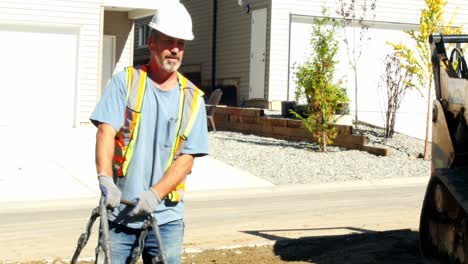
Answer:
[138,24,149,48]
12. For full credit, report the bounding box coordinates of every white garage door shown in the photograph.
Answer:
[289,17,431,139]
[0,24,78,128]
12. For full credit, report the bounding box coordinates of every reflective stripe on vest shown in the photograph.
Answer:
[113,65,147,177]
[113,66,204,204]
[165,73,204,203]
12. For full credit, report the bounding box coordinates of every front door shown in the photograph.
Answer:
[101,35,116,94]
[249,8,267,99]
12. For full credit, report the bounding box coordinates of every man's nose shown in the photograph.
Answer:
[168,40,184,53]
[170,46,179,54]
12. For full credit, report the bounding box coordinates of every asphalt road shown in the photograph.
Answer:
[0,178,428,262]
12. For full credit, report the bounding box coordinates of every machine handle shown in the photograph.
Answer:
[120,199,137,207]
[430,34,468,44]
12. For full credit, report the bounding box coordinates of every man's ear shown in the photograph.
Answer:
[147,36,154,47]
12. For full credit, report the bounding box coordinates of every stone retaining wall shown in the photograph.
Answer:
[212,106,391,156]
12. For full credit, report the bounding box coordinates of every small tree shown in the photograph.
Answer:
[293,8,349,152]
[389,0,462,159]
[336,0,377,128]
[381,52,418,138]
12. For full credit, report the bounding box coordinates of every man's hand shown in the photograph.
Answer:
[129,189,161,216]
[98,175,121,208]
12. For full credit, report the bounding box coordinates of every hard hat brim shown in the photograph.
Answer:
[149,22,194,41]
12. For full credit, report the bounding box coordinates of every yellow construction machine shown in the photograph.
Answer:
[419,34,468,263]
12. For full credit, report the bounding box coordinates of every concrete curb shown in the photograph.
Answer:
[185,176,429,201]
[0,176,429,214]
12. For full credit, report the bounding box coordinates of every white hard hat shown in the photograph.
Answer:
[148,1,194,41]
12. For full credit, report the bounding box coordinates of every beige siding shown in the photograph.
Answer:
[133,0,214,87]
[214,0,270,102]
[180,0,213,87]
[104,11,133,73]
[215,0,252,101]
[269,0,468,101]
[0,0,102,125]
[183,0,271,101]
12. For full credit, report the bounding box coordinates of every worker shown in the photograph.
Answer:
[90,1,208,263]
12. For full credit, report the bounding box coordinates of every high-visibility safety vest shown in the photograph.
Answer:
[113,65,204,203]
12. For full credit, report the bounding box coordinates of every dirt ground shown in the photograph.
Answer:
[13,229,422,264]
[182,229,422,264]
[181,229,423,264]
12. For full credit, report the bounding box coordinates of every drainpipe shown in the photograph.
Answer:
[286,13,292,102]
[211,0,218,92]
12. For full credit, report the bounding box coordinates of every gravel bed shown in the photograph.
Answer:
[207,124,431,185]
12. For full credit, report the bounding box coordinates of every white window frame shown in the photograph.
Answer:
[138,24,149,48]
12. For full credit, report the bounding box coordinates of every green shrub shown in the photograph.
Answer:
[292,7,349,151]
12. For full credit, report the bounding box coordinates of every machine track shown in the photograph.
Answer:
[420,177,468,263]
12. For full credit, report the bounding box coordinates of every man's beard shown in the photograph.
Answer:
[158,56,181,73]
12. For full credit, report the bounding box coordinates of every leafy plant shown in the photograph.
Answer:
[292,7,349,152]
[380,52,418,138]
[388,0,463,158]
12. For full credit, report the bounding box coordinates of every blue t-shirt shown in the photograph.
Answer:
[90,70,208,228]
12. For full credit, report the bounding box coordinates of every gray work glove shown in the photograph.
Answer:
[98,175,121,208]
[129,189,161,217]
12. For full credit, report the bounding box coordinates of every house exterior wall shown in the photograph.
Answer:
[269,0,468,102]
[0,0,103,125]
[269,0,468,139]
[186,0,271,102]
[0,0,106,126]
[103,11,133,74]
[180,0,213,87]
[131,0,468,109]
[215,0,255,102]
[0,0,149,127]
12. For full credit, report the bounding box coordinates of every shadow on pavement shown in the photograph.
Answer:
[242,228,423,263]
